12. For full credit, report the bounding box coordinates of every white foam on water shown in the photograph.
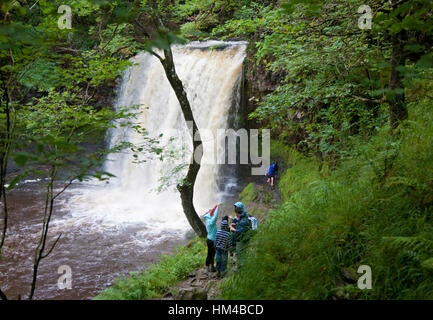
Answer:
[60,42,247,244]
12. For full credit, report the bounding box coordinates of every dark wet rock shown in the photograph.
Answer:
[335,289,350,300]
[335,277,345,287]
[341,268,358,284]
[176,287,208,300]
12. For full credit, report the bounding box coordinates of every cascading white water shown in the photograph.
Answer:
[64,41,247,241]
[0,41,248,300]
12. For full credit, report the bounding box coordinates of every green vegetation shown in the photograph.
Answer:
[212,0,433,155]
[95,238,206,300]
[239,182,255,204]
[2,0,433,300]
[238,182,267,218]
[220,97,433,299]
[206,0,433,300]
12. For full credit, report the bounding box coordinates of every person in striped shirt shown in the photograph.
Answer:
[214,216,231,277]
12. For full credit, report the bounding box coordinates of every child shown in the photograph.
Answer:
[214,216,231,277]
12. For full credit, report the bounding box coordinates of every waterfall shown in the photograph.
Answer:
[66,41,247,239]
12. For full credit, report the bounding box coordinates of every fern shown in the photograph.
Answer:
[420,258,433,270]
[382,236,433,254]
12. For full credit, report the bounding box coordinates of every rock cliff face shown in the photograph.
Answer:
[241,42,285,129]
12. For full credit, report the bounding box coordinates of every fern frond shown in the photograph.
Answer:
[421,258,433,270]
[382,236,433,254]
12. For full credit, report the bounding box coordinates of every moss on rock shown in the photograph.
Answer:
[239,182,256,204]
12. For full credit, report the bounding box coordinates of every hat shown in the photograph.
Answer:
[220,220,228,228]
[234,202,244,214]
[234,202,244,208]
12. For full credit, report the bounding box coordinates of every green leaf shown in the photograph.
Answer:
[421,258,433,270]
[416,54,433,68]
[7,172,29,190]
[12,152,33,167]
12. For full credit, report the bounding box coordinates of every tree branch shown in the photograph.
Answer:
[150,50,164,62]
[41,233,62,259]
[351,94,385,103]
[0,288,7,300]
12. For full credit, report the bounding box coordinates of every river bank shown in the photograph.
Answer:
[95,180,282,300]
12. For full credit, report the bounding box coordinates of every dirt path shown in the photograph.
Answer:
[160,268,224,300]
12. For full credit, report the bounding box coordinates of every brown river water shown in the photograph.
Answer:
[0,181,189,300]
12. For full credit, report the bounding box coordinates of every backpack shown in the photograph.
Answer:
[267,163,276,175]
[248,216,259,231]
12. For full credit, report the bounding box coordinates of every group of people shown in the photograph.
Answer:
[203,201,253,278]
[202,162,278,277]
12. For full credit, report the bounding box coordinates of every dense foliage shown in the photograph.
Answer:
[212,0,433,300]
[1,0,433,300]
[221,94,433,299]
[211,0,433,159]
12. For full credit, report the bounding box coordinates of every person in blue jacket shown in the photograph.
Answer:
[204,204,219,272]
[266,161,279,189]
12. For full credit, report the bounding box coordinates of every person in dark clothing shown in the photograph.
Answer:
[206,240,216,273]
[230,202,252,268]
[214,216,231,277]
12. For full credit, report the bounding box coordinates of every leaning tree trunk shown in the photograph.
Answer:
[146,1,207,238]
[156,47,207,238]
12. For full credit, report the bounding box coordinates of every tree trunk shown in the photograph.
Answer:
[145,1,207,237]
[157,47,207,238]
[0,82,10,254]
[29,166,62,299]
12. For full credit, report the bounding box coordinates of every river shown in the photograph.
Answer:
[0,41,247,300]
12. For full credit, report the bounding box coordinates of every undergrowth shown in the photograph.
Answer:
[220,98,433,299]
